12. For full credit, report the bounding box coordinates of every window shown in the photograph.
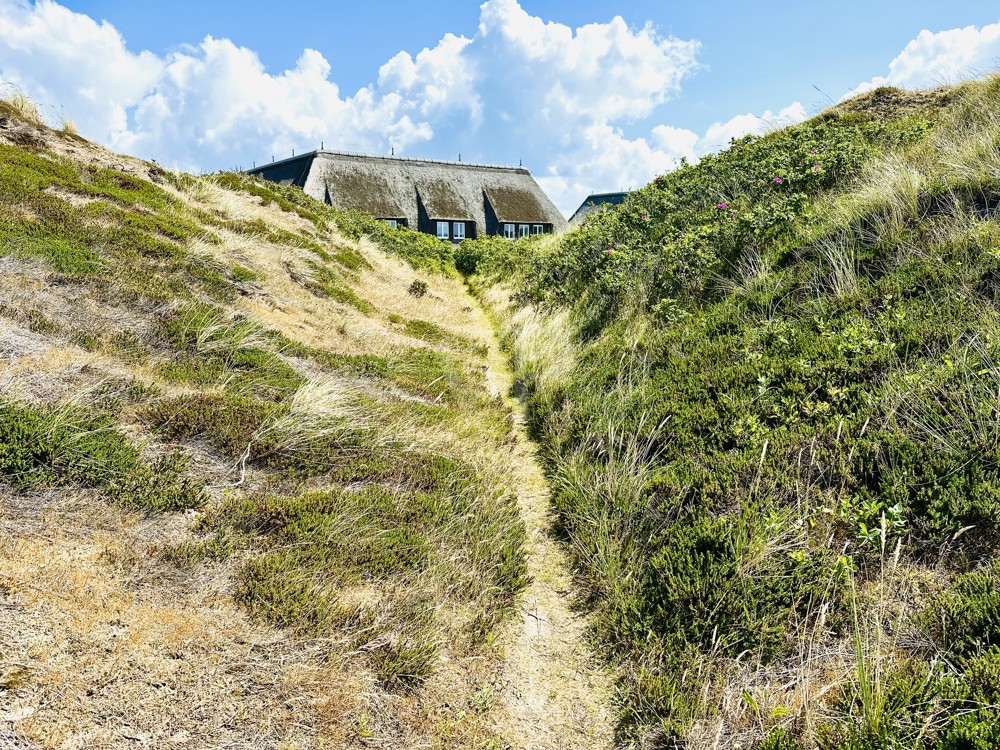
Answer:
[386,219,398,229]
[452,222,466,241]
[503,223,516,239]
[436,221,450,240]
[532,224,544,235]
[519,224,530,238]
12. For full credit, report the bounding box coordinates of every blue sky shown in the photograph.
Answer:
[2,0,1000,214]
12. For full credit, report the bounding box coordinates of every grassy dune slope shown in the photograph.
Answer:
[467,75,1000,748]
[0,100,528,749]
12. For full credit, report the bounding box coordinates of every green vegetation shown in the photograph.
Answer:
[0,145,224,301]
[190,480,525,677]
[300,258,375,312]
[468,76,1000,745]
[158,303,305,399]
[0,400,202,511]
[384,313,483,353]
[148,357,525,690]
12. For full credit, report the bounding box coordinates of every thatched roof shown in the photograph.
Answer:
[249,151,566,231]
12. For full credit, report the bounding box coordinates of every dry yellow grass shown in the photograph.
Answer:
[0,185,464,750]
[0,90,45,127]
[0,493,340,748]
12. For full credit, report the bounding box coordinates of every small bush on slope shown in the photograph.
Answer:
[0,400,203,511]
[469,77,1000,745]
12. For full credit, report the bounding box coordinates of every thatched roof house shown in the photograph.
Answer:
[247,150,566,242]
[569,191,630,225]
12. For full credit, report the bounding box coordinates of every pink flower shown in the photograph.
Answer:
[731,212,737,218]
[641,213,650,220]
[813,164,821,170]
[810,150,817,155]
[717,202,728,209]
[604,249,614,254]
[773,177,783,184]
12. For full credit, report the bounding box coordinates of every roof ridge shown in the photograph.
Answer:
[248,149,530,175]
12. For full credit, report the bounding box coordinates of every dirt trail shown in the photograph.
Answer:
[473,299,615,750]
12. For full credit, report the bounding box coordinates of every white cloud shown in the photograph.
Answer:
[844,21,1000,99]
[651,125,699,163]
[0,0,162,142]
[538,123,680,211]
[378,33,479,120]
[118,39,436,168]
[0,0,439,168]
[475,0,701,124]
[0,0,802,215]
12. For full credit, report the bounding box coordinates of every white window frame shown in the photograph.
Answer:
[519,224,530,238]
[436,221,450,240]
[386,219,398,229]
[452,222,466,241]
[503,223,516,239]
[532,224,544,235]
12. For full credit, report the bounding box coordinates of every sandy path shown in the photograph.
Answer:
[473,298,615,750]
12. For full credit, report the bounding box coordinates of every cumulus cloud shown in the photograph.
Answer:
[844,21,1000,99]
[475,0,701,124]
[0,0,801,214]
[119,40,436,168]
[697,102,807,153]
[0,0,162,142]
[0,0,439,168]
[378,33,479,120]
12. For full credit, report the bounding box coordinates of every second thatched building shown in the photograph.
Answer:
[247,150,566,242]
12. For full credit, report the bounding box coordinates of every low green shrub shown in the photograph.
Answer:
[158,305,305,399]
[473,76,1000,744]
[0,400,202,511]
[934,714,1000,750]
[199,482,526,674]
[145,392,279,459]
[917,564,1000,657]
[760,728,802,750]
